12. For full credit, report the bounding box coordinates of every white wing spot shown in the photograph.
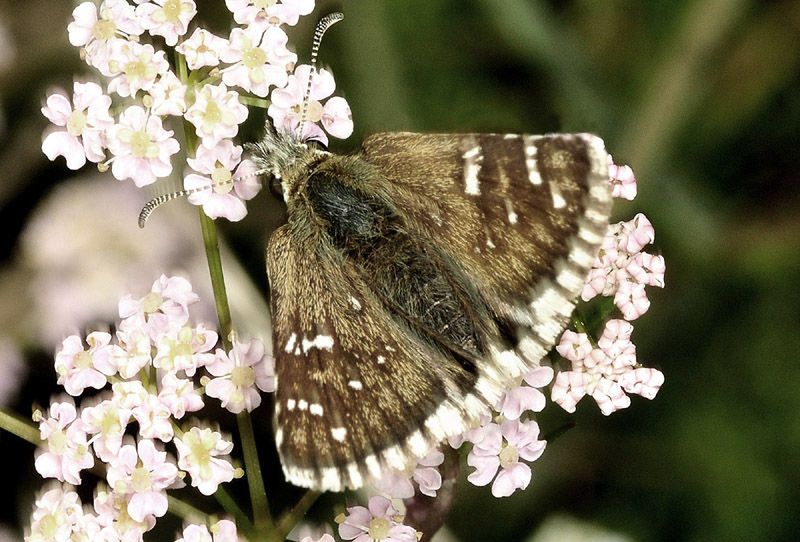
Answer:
[349,296,362,311]
[523,135,542,185]
[505,200,518,224]
[485,227,496,249]
[309,403,323,416]
[287,399,296,411]
[298,399,308,411]
[377,355,386,364]
[331,427,347,441]
[285,333,297,354]
[302,334,334,353]
[348,380,363,390]
[462,140,483,195]
[550,183,567,209]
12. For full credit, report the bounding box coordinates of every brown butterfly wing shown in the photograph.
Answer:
[360,132,613,368]
[267,224,496,490]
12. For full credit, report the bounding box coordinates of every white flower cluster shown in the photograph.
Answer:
[28,275,273,542]
[42,0,353,222]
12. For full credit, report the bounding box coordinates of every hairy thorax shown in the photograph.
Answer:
[306,171,486,369]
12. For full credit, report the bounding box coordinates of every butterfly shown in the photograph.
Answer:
[137,12,614,493]
[248,124,613,491]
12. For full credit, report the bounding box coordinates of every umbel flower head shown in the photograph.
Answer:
[28,275,268,539]
[43,0,353,224]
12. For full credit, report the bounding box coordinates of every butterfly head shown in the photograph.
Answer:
[246,121,331,203]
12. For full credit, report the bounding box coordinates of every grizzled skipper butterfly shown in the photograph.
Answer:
[141,13,613,492]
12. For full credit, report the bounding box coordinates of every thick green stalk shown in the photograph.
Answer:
[197,210,234,350]
[274,490,321,542]
[214,486,257,540]
[177,44,273,540]
[189,132,272,540]
[237,411,273,536]
[0,408,42,445]
[167,495,210,522]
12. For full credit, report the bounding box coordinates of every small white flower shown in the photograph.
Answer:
[148,71,187,116]
[184,83,249,147]
[106,105,180,186]
[55,331,115,396]
[177,28,228,70]
[137,0,197,46]
[174,427,236,495]
[28,484,85,542]
[68,0,143,73]
[41,81,114,170]
[107,41,170,98]
[81,398,131,463]
[226,0,314,30]
[184,139,261,222]
[35,399,95,485]
[220,26,292,97]
[205,339,272,413]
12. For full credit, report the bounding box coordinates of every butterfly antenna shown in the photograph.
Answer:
[138,169,269,228]
[297,12,344,140]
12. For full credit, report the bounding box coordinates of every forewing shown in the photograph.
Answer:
[360,132,613,366]
[267,226,492,491]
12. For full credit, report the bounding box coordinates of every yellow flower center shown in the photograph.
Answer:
[93,19,116,41]
[498,441,519,469]
[306,100,324,122]
[162,0,182,22]
[131,466,152,493]
[231,366,256,387]
[368,517,391,540]
[212,164,233,194]
[242,46,267,69]
[49,428,68,454]
[39,512,61,540]
[67,109,87,136]
[253,0,278,9]
[72,350,92,370]
[202,100,222,128]
[101,407,122,435]
[293,100,323,122]
[189,436,211,465]
[141,292,163,314]
[124,60,146,80]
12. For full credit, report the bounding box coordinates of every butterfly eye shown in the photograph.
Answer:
[269,176,284,201]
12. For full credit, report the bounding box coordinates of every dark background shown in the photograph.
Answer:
[1,1,799,541]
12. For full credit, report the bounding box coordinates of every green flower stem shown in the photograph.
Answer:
[191,139,272,537]
[196,185,273,537]
[0,408,41,446]
[237,411,273,536]
[571,313,589,335]
[167,495,210,523]
[274,490,321,542]
[237,95,270,109]
[197,209,234,350]
[179,51,273,539]
[214,485,257,540]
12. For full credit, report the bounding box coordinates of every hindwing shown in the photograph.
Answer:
[267,225,498,491]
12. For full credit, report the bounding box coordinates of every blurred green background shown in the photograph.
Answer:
[1,1,799,541]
